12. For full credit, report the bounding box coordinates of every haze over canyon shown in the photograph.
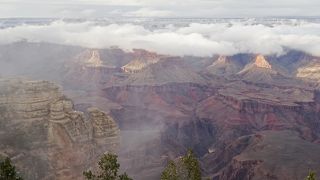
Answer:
[0,17,320,180]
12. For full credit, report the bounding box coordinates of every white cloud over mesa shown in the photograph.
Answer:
[1,20,320,57]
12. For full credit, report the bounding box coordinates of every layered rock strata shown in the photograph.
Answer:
[0,79,120,180]
[121,49,161,73]
[217,131,320,180]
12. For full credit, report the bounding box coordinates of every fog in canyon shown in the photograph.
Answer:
[0,18,320,180]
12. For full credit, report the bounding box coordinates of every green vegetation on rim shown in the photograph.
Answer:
[161,149,201,180]
[0,157,23,180]
[83,153,132,180]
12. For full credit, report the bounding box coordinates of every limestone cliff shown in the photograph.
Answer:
[296,59,320,86]
[121,49,161,73]
[0,78,120,180]
[237,55,283,83]
[207,55,241,76]
[86,50,104,67]
[63,49,121,90]
[254,55,272,69]
[122,57,207,86]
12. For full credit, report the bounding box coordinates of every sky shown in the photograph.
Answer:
[0,0,320,18]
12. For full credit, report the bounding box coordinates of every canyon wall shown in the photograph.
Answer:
[0,79,120,180]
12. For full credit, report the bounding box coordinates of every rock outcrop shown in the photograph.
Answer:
[253,55,272,69]
[237,55,278,82]
[88,107,119,146]
[63,49,123,89]
[0,78,120,180]
[121,57,207,86]
[121,49,161,73]
[207,55,241,76]
[218,131,320,180]
[86,50,104,67]
[296,58,320,84]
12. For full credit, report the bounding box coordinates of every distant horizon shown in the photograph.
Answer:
[1,18,320,57]
[1,0,319,19]
[1,16,320,19]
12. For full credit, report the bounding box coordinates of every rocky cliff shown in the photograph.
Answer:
[217,131,320,180]
[207,55,242,76]
[197,81,320,179]
[120,57,207,86]
[296,58,320,87]
[237,55,278,82]
[121,49,161,73]
[63,49,125,90]
[0,78,120,180]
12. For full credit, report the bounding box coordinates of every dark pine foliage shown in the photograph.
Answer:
[0,157,23,180]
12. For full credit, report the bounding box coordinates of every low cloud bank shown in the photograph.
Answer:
[1,20,320,57]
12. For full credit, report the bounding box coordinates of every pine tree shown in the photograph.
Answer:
[161,149,201,180]
[118,172,132,180]
[306,171,316,180]
[181,150,201,180]
[83,153,132,180]
[0,157,23,180]
[161,160,179,180]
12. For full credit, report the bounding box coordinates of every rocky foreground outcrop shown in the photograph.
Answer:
[0,78,120,180]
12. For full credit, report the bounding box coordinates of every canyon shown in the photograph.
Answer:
[0,42,320,179]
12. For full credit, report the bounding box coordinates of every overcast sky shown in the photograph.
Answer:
[0,0,320,18]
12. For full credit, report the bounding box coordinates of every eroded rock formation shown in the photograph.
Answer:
[207,55,241,76]
[296,58,320,86]
[237,55,278,82]
[217,131,320,180]
[121,49,161,73]
[0,78,120,180]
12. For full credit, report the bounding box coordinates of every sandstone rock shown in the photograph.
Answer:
[218,131,320,180]
[86,50,104,67]
[237,55,278,82]
[207,55,242,76]
[121,49,161,73]
[296,59,320,84]
[88,107,119,146]
[254,55,272,69]
[89,108,119,136]
[122,57,207,86]
[0,78,120,180]
[63,49,125,90]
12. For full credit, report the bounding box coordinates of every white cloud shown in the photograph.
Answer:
[124,8,173,17]
[1,20,320,57]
